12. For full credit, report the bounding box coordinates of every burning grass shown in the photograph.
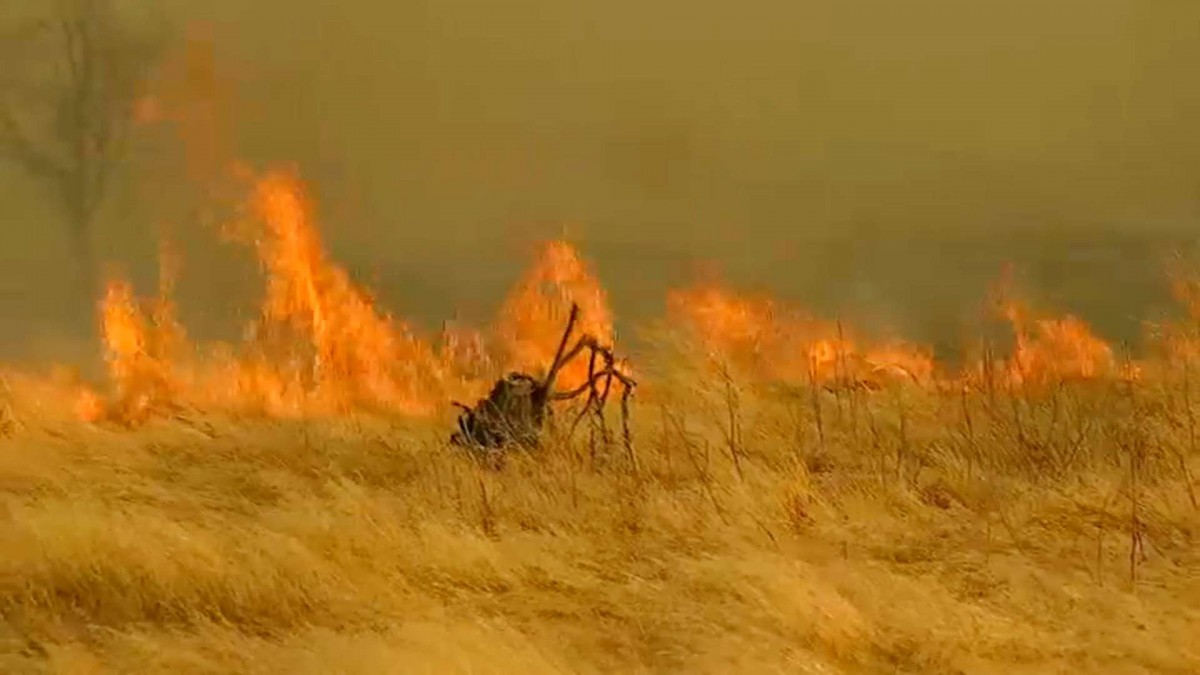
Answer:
[0,166,1198,672]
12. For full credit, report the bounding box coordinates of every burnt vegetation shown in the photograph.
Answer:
[450,304,636,463]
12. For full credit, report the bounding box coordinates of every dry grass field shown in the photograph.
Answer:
[0,170,1198,674]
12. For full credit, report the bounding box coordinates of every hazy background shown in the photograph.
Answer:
[2,0,1198,364]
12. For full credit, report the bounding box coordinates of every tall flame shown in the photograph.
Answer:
[494,241,615,391]
[241,170,457,415]
[88,168,476,422]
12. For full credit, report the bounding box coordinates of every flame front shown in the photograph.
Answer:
[667,281,933,388]
[998,298,1116,387]
[78,162,1165,426]
[83,168,632,423]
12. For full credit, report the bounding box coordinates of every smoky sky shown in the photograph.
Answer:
[1,0,1198,364]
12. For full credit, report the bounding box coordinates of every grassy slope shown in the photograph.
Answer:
[0,367,1198,674]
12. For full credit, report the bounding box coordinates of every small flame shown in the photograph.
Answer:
[494,241,615,391]
[667,280,933,388]
[998,298,1115,386]
[96,276,177,423]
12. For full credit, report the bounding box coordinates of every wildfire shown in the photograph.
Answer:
[667,281,934,388]
[998,298,1116,387]
[243,170,457,415]
[73,154,1168,427]
[83,166,638,424]
[94,274,181,423]
[88,169,470,422]
[494,240,616,391]
[665,283,778,364]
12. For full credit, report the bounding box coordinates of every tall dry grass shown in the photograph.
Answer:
[0,328,1198,674]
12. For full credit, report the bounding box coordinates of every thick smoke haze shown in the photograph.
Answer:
[1,0,1198,365]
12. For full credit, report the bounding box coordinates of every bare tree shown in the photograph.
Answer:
[0,0,166,300]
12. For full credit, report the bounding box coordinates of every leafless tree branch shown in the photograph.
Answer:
[0,0,167,294]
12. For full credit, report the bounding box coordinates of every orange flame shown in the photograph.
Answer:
[95,276,178,423]
[998,298,1115,386]
[667,280,933,388]
[138,23,233,187]
[86,168,480,422]
[79,146,1177,427]
[239,169,457,415]
[87,169,639,423]
[494,241,615,391]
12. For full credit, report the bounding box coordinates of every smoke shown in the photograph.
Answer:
[0,0,1197,364]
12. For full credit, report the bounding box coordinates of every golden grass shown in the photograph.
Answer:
[0,352,1198,674]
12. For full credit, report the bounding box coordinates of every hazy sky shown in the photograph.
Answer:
[1,0,1198,360]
